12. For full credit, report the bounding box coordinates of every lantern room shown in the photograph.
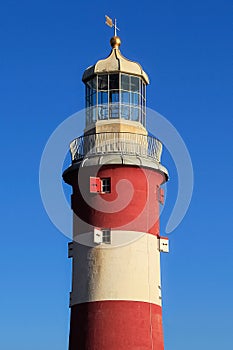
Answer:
[82,36,149,133]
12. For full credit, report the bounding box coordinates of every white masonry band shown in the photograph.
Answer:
[70,233,162,307]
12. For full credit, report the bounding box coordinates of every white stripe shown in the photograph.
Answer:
[70,233,162,306]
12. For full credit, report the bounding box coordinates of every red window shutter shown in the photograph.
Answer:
[158,187,165,205]
[90,177,101,193]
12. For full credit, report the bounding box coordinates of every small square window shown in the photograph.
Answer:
[102,229,111,244]
[101,178,111,193]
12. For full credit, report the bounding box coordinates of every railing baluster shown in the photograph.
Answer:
[70,132,162,163]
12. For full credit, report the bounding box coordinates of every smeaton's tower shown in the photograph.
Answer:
[63,27,169,350]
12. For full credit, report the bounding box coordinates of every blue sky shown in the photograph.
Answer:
[0,0,232,349]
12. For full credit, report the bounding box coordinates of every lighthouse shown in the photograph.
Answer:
[63,25,169,350]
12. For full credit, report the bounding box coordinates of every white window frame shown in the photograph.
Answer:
[102,229,111,244]
[101,178,111,193]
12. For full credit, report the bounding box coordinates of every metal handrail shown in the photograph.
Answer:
[70,132,162,163]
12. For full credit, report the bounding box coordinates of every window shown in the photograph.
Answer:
[93,228,112,244]
[90,177,111,193]
[101,178,111,193]
[102,229,111,244]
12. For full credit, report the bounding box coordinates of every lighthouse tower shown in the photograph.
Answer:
[63,33,169,350]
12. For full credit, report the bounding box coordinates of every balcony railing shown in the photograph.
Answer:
[70,132,162,163]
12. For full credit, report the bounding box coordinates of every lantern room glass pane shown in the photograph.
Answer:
[98,91,108,105]
[86,85,89,98]
[98,75,108,91]
[142,96,146,111]
[131,106,139,121]
[121,74,130,90]
[87,77,97,90]
[92,106,97,123]
[131,76,140,92]
[142,82,146,98]
[85,95,90,108]
[109,74,119,90]
[110,104,119,119]
[131,92,139,105]
[86,107,90,124]
[121,91,130,104]
[110,90,119,103]
[88,92,96,107]
[98,105,108,120]
[141,112,145,126]
[121,105,130,120]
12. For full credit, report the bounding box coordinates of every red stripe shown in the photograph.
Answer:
[69,300,164,350]
[71,165,164,235]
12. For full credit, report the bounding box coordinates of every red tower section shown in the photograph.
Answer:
[63,34,169,350]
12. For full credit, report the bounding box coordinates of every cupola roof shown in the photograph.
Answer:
[82,36,149,84]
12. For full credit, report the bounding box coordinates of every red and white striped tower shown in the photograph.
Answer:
[63,34,169,350]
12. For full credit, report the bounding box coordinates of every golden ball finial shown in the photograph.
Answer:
[110,36,121,49]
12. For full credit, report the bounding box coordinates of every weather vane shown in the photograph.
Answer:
[105,15,120,36]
